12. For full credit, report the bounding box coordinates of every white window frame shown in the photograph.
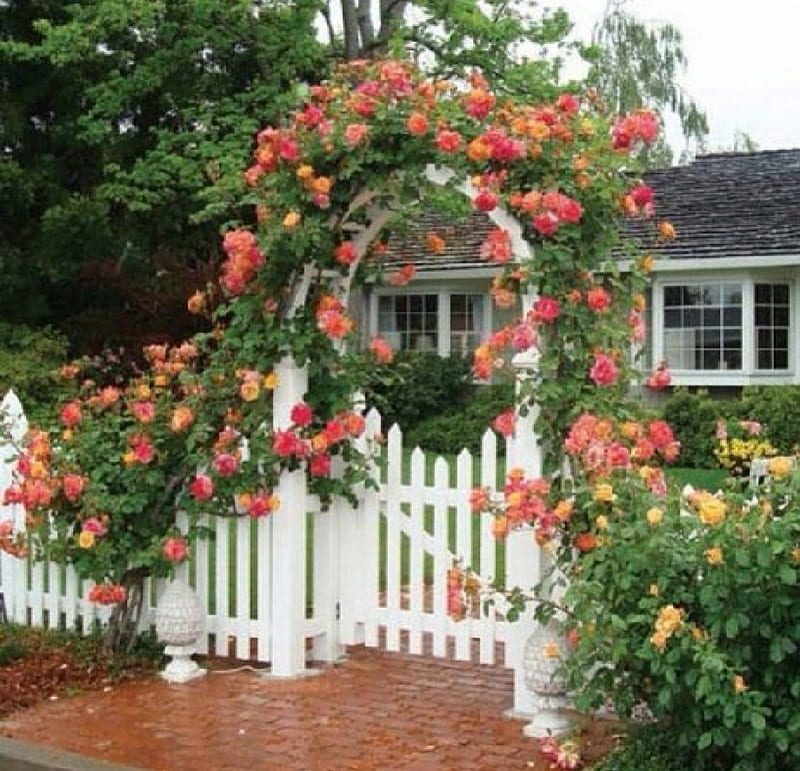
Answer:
[652,272,796,386]
[370,287,492,358]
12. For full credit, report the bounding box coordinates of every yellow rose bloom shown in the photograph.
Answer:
[240,381,260,402]
[78,530,95,549]
[263,372,279,390]
[699,498,726,526]
[595,515,609,530]
[593,483,614,503]
[768,456,793,478]
[646,507,664,526]
[733,675,747,694]
[704,546,724,565]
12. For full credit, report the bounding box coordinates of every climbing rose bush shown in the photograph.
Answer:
[1,58,668,657]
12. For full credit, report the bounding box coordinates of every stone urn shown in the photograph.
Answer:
[155,578,206,683]
[522,619,572,737]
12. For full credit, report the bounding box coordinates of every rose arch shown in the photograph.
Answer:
[2,58,670,708]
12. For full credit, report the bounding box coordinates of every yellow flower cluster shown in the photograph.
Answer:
[715,437,777,475]
[650,604,684,651]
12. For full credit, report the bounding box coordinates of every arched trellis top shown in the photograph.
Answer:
[287,164,533,317]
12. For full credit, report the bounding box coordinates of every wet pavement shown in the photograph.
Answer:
[0,646,616,770]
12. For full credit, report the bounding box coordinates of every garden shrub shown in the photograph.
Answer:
[740,386,800,454]
[364,351,473,432]
[405,380,515,454]
[661,389,720,469]
[560,456,800,770]
[0,323,69,423]
[594,722,693,771]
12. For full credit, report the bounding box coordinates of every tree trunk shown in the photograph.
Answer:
[102,568,148,654]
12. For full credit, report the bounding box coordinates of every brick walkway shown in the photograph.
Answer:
[0,646,616,770]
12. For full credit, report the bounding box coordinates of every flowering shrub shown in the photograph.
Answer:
[2,345,207,649]
[556,456,800,770]
[714,418,777,477]
[1,58,672,660]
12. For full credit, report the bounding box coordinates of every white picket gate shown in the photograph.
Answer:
[0,351,544,715]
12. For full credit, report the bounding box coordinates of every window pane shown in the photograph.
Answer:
[755,284,772,303]
[664,286,682,306]
[755,283,791,371]
[450,294,484,357]
[755,307,772,327]
[661,282,743,371]
[774,284,790,304]
[775,307,790,327]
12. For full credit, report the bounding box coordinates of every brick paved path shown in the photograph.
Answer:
[0,646,615,770]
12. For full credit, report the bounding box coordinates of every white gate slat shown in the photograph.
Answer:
[214,517,230,656]
[479,428,499,584]
[193,516,210,655]
[46,560,60,629]
[64,566,78,630]
[432,456,450,657]
[384,423,403,652]
[407,448,426,655]
[30,559,44,627]
[255,515,271,661]
[362,409,382,648]
[235,516,251,660]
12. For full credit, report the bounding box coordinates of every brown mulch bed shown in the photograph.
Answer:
[0,624,157,719]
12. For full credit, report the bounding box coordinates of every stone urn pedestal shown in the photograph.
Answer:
[155,578,206,684]
[522,619,572,738]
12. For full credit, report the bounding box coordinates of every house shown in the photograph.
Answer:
[362,149,800,389]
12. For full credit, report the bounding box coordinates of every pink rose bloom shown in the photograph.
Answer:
[189,474,214,501]
[273,430,300,457]
[213,452,239,476]
[82,517,107,536]
[62,473,86,502]
[532,212,559,236]
[586,287,611,313]
[290,402,314,427]
[344,123,369,147]
[473,188,497,212]
[648,420,675,449]
[511,322,536,351]
[532,296,560,323]
[646,366,672,390]
[309,454,332,477]
[163,537,189,563]
[589,353,620,386]
[492,410,516,438]
[435,129,462,153]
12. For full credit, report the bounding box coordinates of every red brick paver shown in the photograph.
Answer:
[0,646,616,770]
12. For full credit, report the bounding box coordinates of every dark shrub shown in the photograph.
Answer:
[661,389,720,469]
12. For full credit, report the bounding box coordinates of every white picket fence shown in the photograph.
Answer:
[0,352,544,714]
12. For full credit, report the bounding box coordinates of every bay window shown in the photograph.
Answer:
[376,292,487,357]
[658,278,792,378]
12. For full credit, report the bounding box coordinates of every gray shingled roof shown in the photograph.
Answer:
[381,149,800,272]
[629,148,800,260]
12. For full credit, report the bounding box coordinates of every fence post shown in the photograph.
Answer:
[505,347,545,717]
[269,357,310,677]
[1,390,29,624]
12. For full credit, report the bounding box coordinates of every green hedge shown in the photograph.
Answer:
[0,323,69,422]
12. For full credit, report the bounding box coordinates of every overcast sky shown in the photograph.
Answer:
[554,0,800,154]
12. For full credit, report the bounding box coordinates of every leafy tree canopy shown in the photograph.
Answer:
[0,0,326,348]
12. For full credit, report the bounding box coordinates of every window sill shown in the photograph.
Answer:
[668,372,796,387]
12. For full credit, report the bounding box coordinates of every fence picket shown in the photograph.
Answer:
[362,409,382,648]
[384,423,403,652]
[407,448,426,655]
[214,517,230,656]
[432,456,450,657]
[235,516,251,660]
